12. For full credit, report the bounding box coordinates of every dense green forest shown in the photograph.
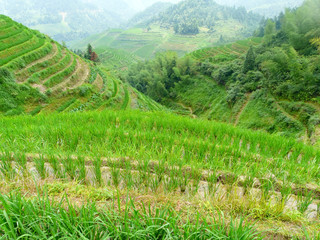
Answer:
[124,0,320,139]
[147,0,261,35]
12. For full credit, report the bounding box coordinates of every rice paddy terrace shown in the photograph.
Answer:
[189,37,263,63]
[0,15,164,115]
[1,110,320,238]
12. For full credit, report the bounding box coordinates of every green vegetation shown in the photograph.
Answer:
[150,0,260,35]
[1,0,320,238]
[71,0,262,60]
[124,0,320,142]
[0,15,162,116]
[0,110,320,238]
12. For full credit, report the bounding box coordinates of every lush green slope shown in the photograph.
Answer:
[71,0,262,59]
[124,0,320,144]
[0,15,165,115]
[0,110,320,238]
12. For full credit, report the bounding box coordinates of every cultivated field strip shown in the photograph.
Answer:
[15,42,59,76]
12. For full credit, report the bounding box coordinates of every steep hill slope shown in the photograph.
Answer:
[0,15,166,115]
[124,0,320,143]
[71,0,262,59]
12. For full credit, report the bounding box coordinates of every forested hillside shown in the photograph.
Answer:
[148,0,261,35]
[124,0,320,143]
[72,0,263,59]
[215,0,304,17]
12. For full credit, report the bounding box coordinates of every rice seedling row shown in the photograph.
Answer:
[44,54,77,88]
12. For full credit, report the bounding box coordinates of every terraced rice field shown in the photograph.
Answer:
[0,15,163,114]
[190,37,262,63]
[1,110,320,238]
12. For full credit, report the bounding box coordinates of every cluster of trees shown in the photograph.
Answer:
[125,52,195,102]
[148,0,261,35]
[174,22,199,35]
[73,44,99,62]
[125,0,320,106]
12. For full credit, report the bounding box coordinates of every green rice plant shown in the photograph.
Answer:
[297,191,314,214]
[75,156,86,184]
[14,153,28,177]
[207,170,218,196]
[56,98,76,112]
[179,168,189,193]
[0,37,46,66]
[93,157,102,186]
[150,173,162,192]
[48,155,63,179]
[62,156,76,180]
[0,154,14,179]
[260,178,274,202]
[122,168,134,189]
[111,165,121,188]
[44,55,77,88]
[34,155,46,179]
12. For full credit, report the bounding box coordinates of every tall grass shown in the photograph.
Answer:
[0,193,263,239]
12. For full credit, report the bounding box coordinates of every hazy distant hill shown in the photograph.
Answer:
[148,0,261,35]
[214,0,304,17]
[127,2,173,28]
[0,0,133,41]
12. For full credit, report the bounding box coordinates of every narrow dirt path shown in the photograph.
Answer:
[15,43,58,75]
[274,101,309,142]
[177,102,197,118]
[234,93,251,126]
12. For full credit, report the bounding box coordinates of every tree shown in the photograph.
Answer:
[264,19,276,43]
[311,38,320,52]
[85,44,93,60]
[90,51,99,62]
[243,46,256,73]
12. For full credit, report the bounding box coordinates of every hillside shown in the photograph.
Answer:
[148,0,261,35]
[215,0,304,17]
[0,15,165,116]
[71,0,262,59]
[124,0,320,144]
